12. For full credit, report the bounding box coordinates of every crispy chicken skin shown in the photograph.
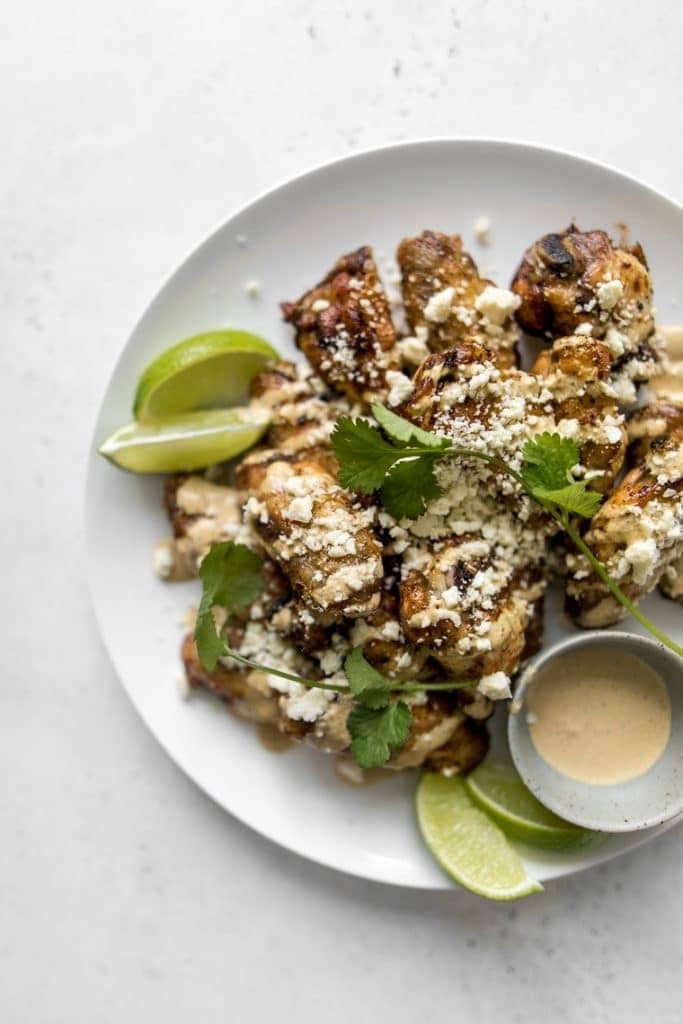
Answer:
[511,226,660,403]
[281,246,399,404]
[237,452,383,623]
[511,226,653,341]
[532,334,627,492]
[397,230,519,368]
[566,412,683,627]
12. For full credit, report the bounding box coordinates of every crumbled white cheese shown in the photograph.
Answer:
[326,529,357,558]
[477,672,512,701]
[151,540,175,579]
[319,648,344,675]
[474,286,521,326]
[473,215,491,245]
[624,537,658,586]
[284,495,313,523]
[575,322,593,336]
[397,334,429,366]
[604,326,626,357]
[281,686,335,722]
[596,279,623,311]
[386,370,413,407]
[311,298,330,312]
[424,286,456,323]
[381,620,401,640]
[244,279,261,297]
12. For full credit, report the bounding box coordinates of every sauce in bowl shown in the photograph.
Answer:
[526,648,671,785]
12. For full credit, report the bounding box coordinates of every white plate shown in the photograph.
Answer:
[86,139,683,889]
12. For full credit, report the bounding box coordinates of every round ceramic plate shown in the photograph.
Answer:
[86,139,683,889]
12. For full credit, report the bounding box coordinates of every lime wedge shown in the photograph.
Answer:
[416,774,542,901]
[133,330,278,422]
[465,763,601,851]
[98,407,269,473]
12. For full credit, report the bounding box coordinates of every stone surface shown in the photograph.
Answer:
[2,2,682,1021]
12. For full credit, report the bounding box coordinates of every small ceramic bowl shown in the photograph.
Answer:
[508,631,683,833]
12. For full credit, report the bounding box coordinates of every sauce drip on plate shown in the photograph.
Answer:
[527,648,671,785]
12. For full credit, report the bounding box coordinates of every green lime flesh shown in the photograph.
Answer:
[416,773,543,901]
[98,407,269,473]
[465,763,602,851]
[133,330,279,422]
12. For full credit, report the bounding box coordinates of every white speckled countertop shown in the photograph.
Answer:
[3,2,682,1020]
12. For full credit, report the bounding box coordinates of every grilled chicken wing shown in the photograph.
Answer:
[511,226,660,403]
[237,451,383,622]
[566,410,683,626]
[397,230,519,368]
[532,333,627,492]
[281,246,399,404]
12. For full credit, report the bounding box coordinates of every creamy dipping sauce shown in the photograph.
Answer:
[527,649,671,785]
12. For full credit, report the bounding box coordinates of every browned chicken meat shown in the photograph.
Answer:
[391,333,627,678]
[566,403,683,626]
[281,246,399,404]
[237,449,384,623]
[532,333,627,492]
[397,230,520,369]
[511,225,661,403]
[153,229,680,781]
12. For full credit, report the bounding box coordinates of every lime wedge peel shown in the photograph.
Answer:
[416,774,543,901]
[133,329,279,422]
[98,407,270,474]
[465,763,602,852]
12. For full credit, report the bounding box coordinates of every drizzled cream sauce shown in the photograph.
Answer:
[527,649,671,785]
[653,325,683,402]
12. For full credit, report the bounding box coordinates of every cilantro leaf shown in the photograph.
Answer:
[371,403,451,451]
[344,646,391,709]
[194,605,226,673]
[521,433,579,493]
[331,416,405,493]
[195,542,265,670]
[533,482,603,519]
[520,433,603,520]
[381,454,444,520]
[347,701,412,769]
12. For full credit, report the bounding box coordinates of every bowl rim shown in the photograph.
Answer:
[508,630,683,833]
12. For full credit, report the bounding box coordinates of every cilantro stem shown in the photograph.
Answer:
[444,447,527,488]
[223,647,344,692]
[221,646,474,695]
[561,516,683,659]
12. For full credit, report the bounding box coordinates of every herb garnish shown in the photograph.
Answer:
[193,542,474,769]
[331,406,682,659]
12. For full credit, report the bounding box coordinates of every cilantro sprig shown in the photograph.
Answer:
[332,406,683,659]
[193,542,474,769]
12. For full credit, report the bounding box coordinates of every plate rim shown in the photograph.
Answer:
[84,136,682,890]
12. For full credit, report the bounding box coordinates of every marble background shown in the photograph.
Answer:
[3,2,682,1020]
